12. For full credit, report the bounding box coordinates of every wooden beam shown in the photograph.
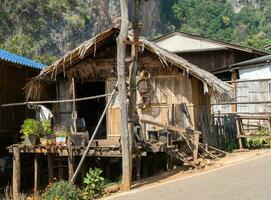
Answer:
[140,119,187,133]
[12,147,20,200]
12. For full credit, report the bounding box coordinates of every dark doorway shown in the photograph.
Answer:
[76,82,106,139]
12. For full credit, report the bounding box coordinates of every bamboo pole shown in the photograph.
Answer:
[70,84,118,183]
[118,0,131,191]
[1,93,116,107]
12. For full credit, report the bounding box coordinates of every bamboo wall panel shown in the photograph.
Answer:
[139,75,193,132]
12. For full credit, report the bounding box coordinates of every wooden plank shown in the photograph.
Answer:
[12,147,20,200]
[141,119,187,132]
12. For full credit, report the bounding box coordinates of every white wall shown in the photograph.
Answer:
[239,65,271,80]
[156,34,224,53]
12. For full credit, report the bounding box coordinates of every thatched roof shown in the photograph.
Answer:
[26,28,232,100]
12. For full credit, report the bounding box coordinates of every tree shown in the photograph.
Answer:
[117,0,131,191]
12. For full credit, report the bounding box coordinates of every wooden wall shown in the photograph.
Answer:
[178,49,259,75]
[0,60,39,152]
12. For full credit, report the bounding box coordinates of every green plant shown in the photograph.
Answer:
[82,168,105,200]
[54,126,69,137]
[246,127,270,148]
[41,180,81,200]
[20,119,40,137]
[41,120,53,137]
[226,140,237,153]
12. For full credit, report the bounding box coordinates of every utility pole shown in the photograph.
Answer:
[118,0,132,191]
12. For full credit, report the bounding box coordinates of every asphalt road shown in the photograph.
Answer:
[107,154,271,200]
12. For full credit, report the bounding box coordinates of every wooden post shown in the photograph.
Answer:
[236,117,243,149]
[71,77,77,133]
[127,0,141,183]
[13,147,20,200]
[118,0,131,191]
[231,70,237,113]
[68,138,74,181]
[47,153,54,183]
[193,131,200,164]
[58,157,64,180]
[136,153,141,180]
[34,154,40,194]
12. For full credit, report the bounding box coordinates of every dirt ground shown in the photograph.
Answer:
[130,148,271,190]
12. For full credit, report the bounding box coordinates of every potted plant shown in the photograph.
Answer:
[20,119,40,146]
[54,126,69,146]
[40,120,54,146]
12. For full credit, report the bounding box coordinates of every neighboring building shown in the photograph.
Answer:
[0,49,45,186]
[154,32,269,81]
[229,55,271,114]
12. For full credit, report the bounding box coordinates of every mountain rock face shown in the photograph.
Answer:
[1,0,270,64]
[228,0,261,13]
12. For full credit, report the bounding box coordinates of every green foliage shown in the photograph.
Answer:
[42,180,81,200]
[41,120,53,136]
[20,119,40,137]
[159,0,271,51]
[226,140,238,153]
[1,0,271,63]
[82,168,105,200]
[246,127,270,148]
[54,126,69,137]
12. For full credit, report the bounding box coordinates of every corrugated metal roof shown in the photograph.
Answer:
[0,49,46,69]
[231,55,271,68]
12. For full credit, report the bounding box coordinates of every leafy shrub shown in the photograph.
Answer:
[226,140,237,153]
[246,127,270,148]
[20,119,40,137]
[82,168,105,200]
[41,120,53,137]
[54,126,70,137]
[42,180,81,200]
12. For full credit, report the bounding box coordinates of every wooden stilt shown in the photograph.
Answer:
[58,157,64,180]
[136,154,141,180]
[68,138,74,181]
[80,160,87,181]
[166,155,173,171]
[13,147,20,200]
[34,154,40,194]
[47,154,54,183]
[236,117,243,149]
[193,131,200,164]
[142,156,148,178]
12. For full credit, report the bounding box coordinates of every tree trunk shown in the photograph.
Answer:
[118,0,131,191]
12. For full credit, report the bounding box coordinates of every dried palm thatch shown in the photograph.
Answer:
[25,28,232,101]
[141,39,233,101]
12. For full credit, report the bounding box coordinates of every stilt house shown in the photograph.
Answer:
[25,28,232,144]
